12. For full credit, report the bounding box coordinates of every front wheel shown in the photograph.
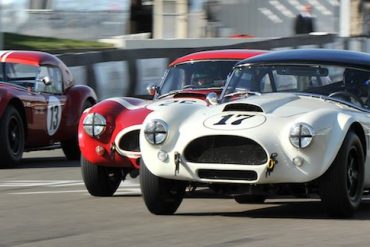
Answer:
[81,157,124,196]
[0,106,25,168]
[319,131,364,218]
[140,159,187,215]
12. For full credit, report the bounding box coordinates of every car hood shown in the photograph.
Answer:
[220,93,352,117]
[148,92,356,132]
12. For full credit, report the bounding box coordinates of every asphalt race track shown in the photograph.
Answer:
[2,150,370,247]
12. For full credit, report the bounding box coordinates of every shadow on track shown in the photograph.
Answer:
[175,199,370,220]
[17,156,80,169]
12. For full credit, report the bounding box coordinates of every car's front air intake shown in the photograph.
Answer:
[118,130,140,152]
[184,135,267,165]
[198,169,257,180]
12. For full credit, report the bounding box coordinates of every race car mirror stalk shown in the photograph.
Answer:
[41,76,52,86]
[206,92,218,105]
[147,84,159,96]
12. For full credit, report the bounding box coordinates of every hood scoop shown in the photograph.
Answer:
[223,103,263,112]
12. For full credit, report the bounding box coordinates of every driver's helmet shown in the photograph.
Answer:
[191,73,211,86]
[344,68,370,97]
[344,69,370,85]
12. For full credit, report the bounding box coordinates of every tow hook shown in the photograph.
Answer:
[266,153,278,177]
[174,152,181,175]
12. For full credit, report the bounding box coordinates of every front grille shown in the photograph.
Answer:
[118,130,140,152]
[198,169,257,180]
[184,135,267,165]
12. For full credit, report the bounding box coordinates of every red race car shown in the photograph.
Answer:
[79,49,266,196]
[0,50,97,167]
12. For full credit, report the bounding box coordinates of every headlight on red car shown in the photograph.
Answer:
[289,123,314,149]
[83,113,107,138]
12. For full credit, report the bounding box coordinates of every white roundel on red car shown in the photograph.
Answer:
[148,98,207,111]
[203,112,266,130]
[47,96,62,136]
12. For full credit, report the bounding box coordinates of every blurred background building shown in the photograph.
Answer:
[0,0,368,41]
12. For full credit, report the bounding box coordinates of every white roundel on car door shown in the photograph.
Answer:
[47,96,62,136]
[203,112,266,130]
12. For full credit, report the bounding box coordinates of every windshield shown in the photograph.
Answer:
[0,63,40,90]
[0,62,39,83]
[221,64,370,109]
[158,60,238,97]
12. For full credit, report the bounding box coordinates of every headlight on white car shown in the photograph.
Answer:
[83,113,106,138]
[144,119,168,145]
[289,123,313,149]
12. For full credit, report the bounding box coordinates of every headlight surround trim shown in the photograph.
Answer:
[289,123,314,149]
[144,119,168,145]
[83,113,107,138]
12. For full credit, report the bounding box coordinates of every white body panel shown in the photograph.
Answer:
[140,93,370,186]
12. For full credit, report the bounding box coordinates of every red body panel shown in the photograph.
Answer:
[79,98,150,168]
[0,50,97,151]
[169,49,266,66]
[79,49,267,171]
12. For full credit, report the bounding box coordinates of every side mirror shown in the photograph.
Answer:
[206,92,218,105]
[41,76,52,86]
[147,84,159,96]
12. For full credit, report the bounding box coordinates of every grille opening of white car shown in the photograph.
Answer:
[184,135,267,165]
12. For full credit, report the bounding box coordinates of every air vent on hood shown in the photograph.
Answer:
[223,103,263,112]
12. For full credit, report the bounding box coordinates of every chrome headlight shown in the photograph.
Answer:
[83,113,106,138]
[289,123,314,149]
[144,119,168,145]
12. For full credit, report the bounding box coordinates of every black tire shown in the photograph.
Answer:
[319,130,364,218]
[62,100,93,160]
[234,195,266,204]
[0,106,25,168]
[81,156,123,196]
[140,159,187,215]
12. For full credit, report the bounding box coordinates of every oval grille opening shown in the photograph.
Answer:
[118,130,140,152]
[184,135,267,165]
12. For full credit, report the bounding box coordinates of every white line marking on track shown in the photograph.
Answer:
[9,188,141,195]
[1,179,141,195]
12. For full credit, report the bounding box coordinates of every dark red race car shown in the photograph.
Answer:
[78,49,266,196]
[0,50,97,167]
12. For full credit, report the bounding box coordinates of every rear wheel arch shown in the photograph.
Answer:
[85,97,96,107]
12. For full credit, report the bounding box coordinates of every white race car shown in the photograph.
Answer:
[140,49,370,217]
